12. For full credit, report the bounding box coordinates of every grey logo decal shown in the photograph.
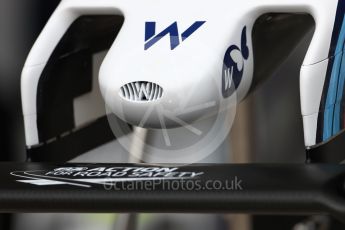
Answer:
[10,167,204,188]
[120,81,163,102]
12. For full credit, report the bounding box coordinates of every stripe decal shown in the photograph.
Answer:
[317,0,345,144]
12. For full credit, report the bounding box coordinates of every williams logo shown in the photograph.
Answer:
[144,21,206,50]
[222,26,249,98]
[120,81,163,102]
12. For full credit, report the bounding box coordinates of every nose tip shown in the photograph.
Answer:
[119,81,163,102]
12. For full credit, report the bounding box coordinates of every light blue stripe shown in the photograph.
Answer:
[323,15,345,141]
[325,53,343,107]
[333,51,345,133]
[333,103,341,134]
[336,50,345,105]
[323,107,334,141]
[333,15,345,135]
[335,15,345,54]
[323,55,342,140]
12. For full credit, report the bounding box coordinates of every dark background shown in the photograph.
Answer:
[0,0,60,161]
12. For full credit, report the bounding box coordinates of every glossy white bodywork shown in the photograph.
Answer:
[21,0,339,148]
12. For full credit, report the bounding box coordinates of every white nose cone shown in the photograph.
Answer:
[98,21,244,129]
[100,69,225,129]
[99,47,230,129]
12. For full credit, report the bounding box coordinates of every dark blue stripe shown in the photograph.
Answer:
[181,21,206,41]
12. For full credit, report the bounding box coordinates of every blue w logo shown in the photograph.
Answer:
[144,21,206,50]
